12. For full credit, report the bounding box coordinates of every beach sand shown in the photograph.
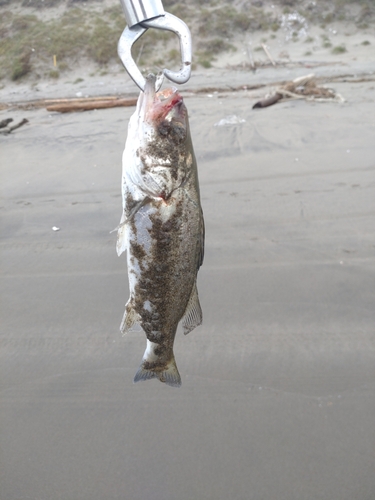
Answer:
[1,44,375,500]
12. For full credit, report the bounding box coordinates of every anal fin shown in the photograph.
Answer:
[182,282,202,335]
[120,303,141,335]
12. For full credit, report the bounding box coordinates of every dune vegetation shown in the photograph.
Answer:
[0,0,374,81]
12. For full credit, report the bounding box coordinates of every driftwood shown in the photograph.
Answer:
[46,97,137,113]
[261,44,276,66]
[0,95,138,111]
[0,118,28,135]
[246,41,255,70]
[252,93,282,109]
[253,74,344,109]
[0,118,13,129]
[44,96,119,105]
[9,118,29,131]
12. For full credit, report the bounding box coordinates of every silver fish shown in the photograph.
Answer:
[117,74,204,387]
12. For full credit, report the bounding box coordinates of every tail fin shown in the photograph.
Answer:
[134,356,181,388]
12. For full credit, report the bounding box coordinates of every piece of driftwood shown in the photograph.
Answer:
[46,97,137,113]
[253,93,282,109]
[0,95,136,111]
[0,118,28,135]
[261,44,276,66]
[253,73,344,109]
[276,89,307,99]
[0,118,13,129]
[44,96,120,105]
[9,118,28,131]
[246,41,255,70]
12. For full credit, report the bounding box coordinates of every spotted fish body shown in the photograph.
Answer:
[117,75,204,387]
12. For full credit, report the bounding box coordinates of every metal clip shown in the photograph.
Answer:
[117,12,192,92]
[119,0,165,28]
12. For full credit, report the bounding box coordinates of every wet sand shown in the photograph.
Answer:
[1,66,375,499]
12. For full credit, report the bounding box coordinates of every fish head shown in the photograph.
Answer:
[127,74,192,200]
[146,89,187,145]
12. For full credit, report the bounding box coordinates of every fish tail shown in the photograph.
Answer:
[134,354,181,388]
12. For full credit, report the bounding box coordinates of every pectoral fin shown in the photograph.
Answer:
[116,212,128,256]
[116,197,151,257]
[182,282,202,335]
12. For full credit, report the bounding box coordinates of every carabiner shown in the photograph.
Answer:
[117,12,192,92]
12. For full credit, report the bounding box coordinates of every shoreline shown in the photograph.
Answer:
[1,58,374,108]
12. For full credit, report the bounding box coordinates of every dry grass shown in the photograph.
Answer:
[0,3,125,80]
[0,0,374,81]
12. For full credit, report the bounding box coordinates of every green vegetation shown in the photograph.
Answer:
[197,57,212,69]
[195,38,236,69]
[22,0,61,6]
[198,4,281,37]
[332,44,347,54]
[11,52,32,80]
[0,4,125,81]
[0,0,374,81]
[321,34,333,49]
[297,0,375,25]
[198,38,236,55]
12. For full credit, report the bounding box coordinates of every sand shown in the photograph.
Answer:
[1,47,375,500]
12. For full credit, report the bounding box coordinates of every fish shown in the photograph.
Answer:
[117,74,204,387]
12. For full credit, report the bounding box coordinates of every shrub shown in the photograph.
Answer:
[11,52,31,80]
[332,44,347,54]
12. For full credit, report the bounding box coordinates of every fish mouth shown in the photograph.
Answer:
[134,74,188,146]
[138,74,187,132]
[148,88,184,125]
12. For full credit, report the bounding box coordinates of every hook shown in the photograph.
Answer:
[117,12,192,92]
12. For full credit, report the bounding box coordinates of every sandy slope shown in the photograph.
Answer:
[1,2,375,103]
